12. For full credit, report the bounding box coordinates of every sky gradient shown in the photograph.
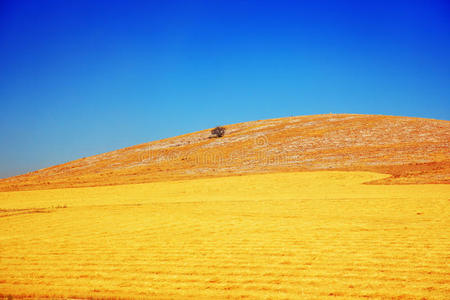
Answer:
[1,0,449,178]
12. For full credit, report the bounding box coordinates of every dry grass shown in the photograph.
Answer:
[0,171,449,299]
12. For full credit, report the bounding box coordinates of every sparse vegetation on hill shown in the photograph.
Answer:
[0,114,449,191]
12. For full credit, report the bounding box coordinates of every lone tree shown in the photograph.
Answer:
[211,126,226,138]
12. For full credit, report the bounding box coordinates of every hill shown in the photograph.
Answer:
[1,113,449,191]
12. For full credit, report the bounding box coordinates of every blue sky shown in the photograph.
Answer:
[1,0,449,178]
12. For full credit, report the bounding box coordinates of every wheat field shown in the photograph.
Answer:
[0,171,449,299]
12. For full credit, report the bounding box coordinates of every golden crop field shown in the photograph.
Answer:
[0,171,449,299]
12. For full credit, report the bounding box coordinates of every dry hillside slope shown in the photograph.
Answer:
[1,114,449,191]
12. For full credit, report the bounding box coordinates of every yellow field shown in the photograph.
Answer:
[0,171,449,299]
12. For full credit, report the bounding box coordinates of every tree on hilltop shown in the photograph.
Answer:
[211,126,226,138]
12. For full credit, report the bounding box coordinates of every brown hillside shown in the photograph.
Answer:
[1,114,449,191]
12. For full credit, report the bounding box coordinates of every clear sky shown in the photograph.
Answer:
[1,0,449,178]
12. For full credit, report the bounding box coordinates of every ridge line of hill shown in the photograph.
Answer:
[1,113,449,191]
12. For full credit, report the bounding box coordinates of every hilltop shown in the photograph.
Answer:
[1,114,449,191]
